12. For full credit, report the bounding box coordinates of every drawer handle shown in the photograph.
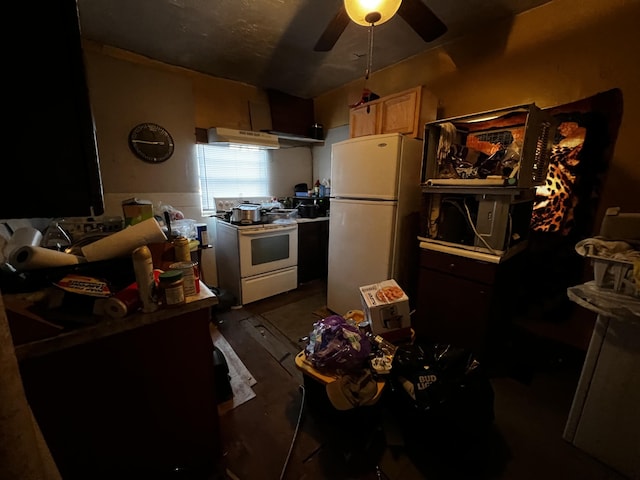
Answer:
[449,263,456,269]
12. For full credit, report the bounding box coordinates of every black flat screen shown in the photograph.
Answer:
[3,0,104,220]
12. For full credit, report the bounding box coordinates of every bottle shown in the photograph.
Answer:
[360,324,397,357]
[372,334,398,358]
[358,320,374,338]
[132,245,158,313]
[366,329,397,376]
[104,282,142,318]
[173,235,191,262]
[158,269,186,307]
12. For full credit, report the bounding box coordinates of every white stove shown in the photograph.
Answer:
[213,197,298,306]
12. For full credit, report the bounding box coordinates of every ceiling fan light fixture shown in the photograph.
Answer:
[344,0,402,26]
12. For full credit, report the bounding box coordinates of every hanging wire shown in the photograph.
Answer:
[365,23,375,80]
[364,23,376,113]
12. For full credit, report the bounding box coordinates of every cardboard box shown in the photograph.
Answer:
[122,198,154,226]
[359,279,411,336]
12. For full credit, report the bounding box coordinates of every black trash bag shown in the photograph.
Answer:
[387,342,495,446]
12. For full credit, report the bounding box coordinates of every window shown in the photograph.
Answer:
[197,144,270,213]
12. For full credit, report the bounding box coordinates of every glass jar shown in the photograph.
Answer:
[158,269,185,307]
[169,261,200,297]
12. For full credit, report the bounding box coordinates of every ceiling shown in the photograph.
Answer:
[76,0,550,100]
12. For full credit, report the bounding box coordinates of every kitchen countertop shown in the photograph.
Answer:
[418,238,526,264]
[4,282,218,361]
[296,216,329,223]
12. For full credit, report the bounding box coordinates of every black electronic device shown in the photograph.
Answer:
[421,190,534,256]
[4,0,104,219]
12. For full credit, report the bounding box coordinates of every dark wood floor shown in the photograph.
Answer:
[209,280,627,480]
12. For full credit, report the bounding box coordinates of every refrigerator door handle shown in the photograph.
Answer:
[333,196,396,202]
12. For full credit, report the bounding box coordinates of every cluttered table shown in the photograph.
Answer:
[5,281,218,361]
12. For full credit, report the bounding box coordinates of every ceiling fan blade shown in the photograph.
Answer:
[398,0,447,43]
[314,5,351,52]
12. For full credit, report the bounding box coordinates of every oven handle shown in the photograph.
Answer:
[239,225,298,236]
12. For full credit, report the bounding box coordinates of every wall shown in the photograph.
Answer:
[83,44,312,218]
[84,50,204,220]
[312,126,350,187]
[314,0,640,223]
[84,0,638,223]
[269,147,313,198]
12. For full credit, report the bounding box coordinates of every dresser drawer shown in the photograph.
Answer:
[419,248,498,285]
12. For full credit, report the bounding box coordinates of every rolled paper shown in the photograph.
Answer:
[81,218,167,262]
[9,246,85,271]
[3,227,43,258]
[10,227,43,248]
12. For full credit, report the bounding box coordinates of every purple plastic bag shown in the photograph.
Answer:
[305,315,371,373]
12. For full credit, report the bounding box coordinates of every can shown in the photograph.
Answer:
[173,235,191,262]
[104,282,141,318]
[132,245,158,313]
[169,261,200,297]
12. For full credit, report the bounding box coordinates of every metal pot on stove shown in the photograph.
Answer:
[230,204,262,224]
[298,203,319,219]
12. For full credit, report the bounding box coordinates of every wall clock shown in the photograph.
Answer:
[128,123,175,163]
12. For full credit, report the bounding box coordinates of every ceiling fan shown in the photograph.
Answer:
[314,0,448,52]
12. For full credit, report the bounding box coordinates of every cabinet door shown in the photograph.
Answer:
[319,220,329,280]
[349,86,423,138]
[349,103,379,138]
[379,87,421,137]
[19,309,221,478]
[414,266,494,353]
[297,220,329,284]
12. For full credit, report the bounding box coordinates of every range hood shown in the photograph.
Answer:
[207,127,280,149]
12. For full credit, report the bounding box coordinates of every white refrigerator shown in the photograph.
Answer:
[327,133,424,315]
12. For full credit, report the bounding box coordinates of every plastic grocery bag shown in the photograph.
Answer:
[305,315,371,373]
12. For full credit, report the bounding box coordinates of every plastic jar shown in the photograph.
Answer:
[158,269,185,307]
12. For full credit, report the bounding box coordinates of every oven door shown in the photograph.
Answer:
[238,224,298,277]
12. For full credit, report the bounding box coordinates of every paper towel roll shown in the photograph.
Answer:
[9,246,85,270]
[3,227,43,259]
[81,218,167,262]
[10,227,43,248]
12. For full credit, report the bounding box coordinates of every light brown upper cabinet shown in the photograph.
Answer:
[349,86,432,139]
[349,101,380,138]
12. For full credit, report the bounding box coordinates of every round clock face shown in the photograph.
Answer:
[128,123,175,163]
